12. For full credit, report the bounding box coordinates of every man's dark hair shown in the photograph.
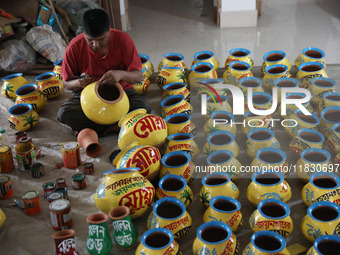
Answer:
[82,9,110,37]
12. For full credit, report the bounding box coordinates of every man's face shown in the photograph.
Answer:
[84,31,110,53]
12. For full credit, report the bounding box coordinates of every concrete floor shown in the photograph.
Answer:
[128,0,340,68]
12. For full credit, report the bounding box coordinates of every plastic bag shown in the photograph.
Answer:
[0,40,36,72]
[26,24,67,63]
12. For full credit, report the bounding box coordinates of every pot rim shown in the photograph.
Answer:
[258,198,290,219]
[15,84,38,97]
[139,53,150,63]
[167,133,194,142]
[200,78,224,85]
[141,227,174,250]
[206,150,234,165]
[206,94,228,103]
[309,172,340,190]
[94,81,124,104]
[153,197,186,220]
[201,172,231,187]
[296,128,324,144]
[159,174,187,192]
[300,148,331,164]
[251,171,284,186]
[164,53,184,62]
[165,112,190,124]
[302,47,325,59]
[210,110,235,123]
[210,196,241,213]
[298,61,325,72]
[322,92,340,102]
[247,127,275,142]
[320,105,340,124]
[54,59,63,67]
[230,60,251,72]
[112,141,139,166]
[314,235,340,254]
[194,50,214,61]
[255,147,286,165]
[52,229,75,240]
[229,48,251,57]
[311,77,336,88]
[264,64,288,75]
[2,73,23,81]
[196,221,232,245]
[9,103,33,116]
[191,62,214,73]
[307,201,340,222]
[273,77,299,88]
[161,151,191,168]
[162,82,187,92]
[86,213,108,224]
[239,76,262,88]
[35,72,56,81]
[108,205,130,220]
[207,130,235,146]
[103,167,140,175]
[160,95,185,108]
[248,92,272,106]
[250,230,286,253]
[332,123,340,133]
[263,50,286,62]
[293,109,320,125]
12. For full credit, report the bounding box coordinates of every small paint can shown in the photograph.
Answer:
[0,145,15,173]
[23,191,41,216]
[47,192,62,203]
[61,142,81,169]
[49,199,72,230]
[54,187,68,200]
[18,136,32,144]
[0,175,13,199]
[42,182,56,198]
[72,173,86,190]
[83,162,94,175]
[31,162,44,178]
[15,131,27,144]
[56,177,66,187]
[15,142,36,171]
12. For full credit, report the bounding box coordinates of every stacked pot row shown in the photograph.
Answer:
[3,60,64,131]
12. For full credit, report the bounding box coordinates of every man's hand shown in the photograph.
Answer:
[100,70,123,85]
[79,73,92,88]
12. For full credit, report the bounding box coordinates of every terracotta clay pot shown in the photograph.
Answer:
[52,229,80,255]
[77,128,102,158]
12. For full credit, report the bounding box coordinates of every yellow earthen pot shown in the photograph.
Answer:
[35,72,64,99]
[158,53,187,73]
[8,103,39,131]
[188,62,218,90]
[225,48,254,70]
[302,172,340,206]
[94,168,155,219]
[1,73,29,100]
[53,59,62,80]
[81,81,129,125]
[147,197,192,240]
[15,84,47,112]
[140,54,154,77]
[118,109,167,150]
[261,50,292,73]
[295,47,326,69]
[112,142,161,181]
[192,50,219,70]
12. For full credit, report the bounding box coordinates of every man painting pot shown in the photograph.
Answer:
[57,8,151,136]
